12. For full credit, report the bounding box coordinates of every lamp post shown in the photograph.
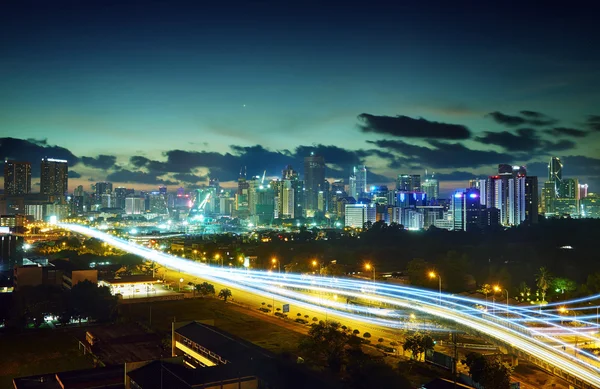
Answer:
[311,260,320,276]
[215,254,222,267]
[272,257,280,273]
[365,263,375,282]
[179,278,184,292]
[494,285,509,319]
[428,271,442,305]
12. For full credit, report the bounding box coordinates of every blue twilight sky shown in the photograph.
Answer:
[1,1,599,194]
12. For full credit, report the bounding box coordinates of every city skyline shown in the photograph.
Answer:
[1,2,599,192]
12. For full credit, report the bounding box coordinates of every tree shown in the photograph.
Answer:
[406,258,430,287]
[536,266,552,304]
[551,277,577,296]
[70,280,117,322]
[298,321,351,373]
[353,329,360,336]
[462,352,511,389]
[378,338,384,344]
[195,282,216,297]
[402,333,435,361]
[297,313,302,317]
[363,332,371,339]
[345,350,412,389]
[516,282,531,302]
[478,283,492,303]
[218,288,232,302]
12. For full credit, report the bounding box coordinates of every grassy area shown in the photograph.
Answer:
[0,329,95,388]
[120,298,306,354]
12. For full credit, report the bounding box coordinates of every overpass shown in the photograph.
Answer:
[59,223,600,389]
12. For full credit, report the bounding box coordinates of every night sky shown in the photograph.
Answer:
[1,1,599,195]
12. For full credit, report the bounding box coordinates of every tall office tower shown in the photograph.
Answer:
[247,176,263,216]
[255,182,275,224]
[452,189,482,231]
[344,203,376,228]
[236,169,249,213]
[114,187,134,209]
[208,178,219,190]
[349,172,356,200]
[421,173,439,204]
[95,182,113,203]
[351,165,367,199]
[177,187,185,197]
[303,153,325,213]
[560,178,580,199]
[548,157,563,197]
[396,174,420,192]
[148,192,168,215]
[40,158,68,197]
[579,184,588,199]
[524,176,539,224]
[4,160,32,195]
[158,185,167,195]
[125,197,145,215]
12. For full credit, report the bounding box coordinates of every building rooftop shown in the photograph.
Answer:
[100,275,158,284]
[421,378,476,389]
[13,365,124,389]
[175,321,274,363]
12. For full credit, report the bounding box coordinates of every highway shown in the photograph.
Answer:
[59,223,600,389]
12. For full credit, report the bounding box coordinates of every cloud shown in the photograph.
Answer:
[106,169,177,186]
[68,170,82,178]
[0,137,78,176]
[368,139,520,169]
[545,127,589,138]
[172,173,208,184]
[433,171,480,181]
[475,128,576,152]
[80,154,117,170]
[586,115,600,132]
[486,111,557,127]
[357,113,471,139]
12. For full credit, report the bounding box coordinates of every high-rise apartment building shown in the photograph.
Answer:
[125,197,145,215]
[40,158,68,197]
[95,182,113,204]
[344,203,376,228]
[452,189,482,231]
[3,160,31,195]
[548,157,563,197]
[304,153,325,213]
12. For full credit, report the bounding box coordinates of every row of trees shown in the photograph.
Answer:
[193,282,232,302]
[462,352,512,389]
[7,280,117,328]
[298,321,412,389]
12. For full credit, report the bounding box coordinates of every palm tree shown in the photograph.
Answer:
[218,288,232,302]
[536,267,552,306]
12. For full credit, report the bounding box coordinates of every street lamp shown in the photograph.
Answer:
[179,278,184,291]
[428,271,442,305]
[494,285,509,319]
[272,257,280,273]
[311,260,320,275]
[215,254,222,267]
[365,263,375,282]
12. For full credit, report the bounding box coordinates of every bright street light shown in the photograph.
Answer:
[272,257,280,273]
[428,271,442,305]
[365,263,375,282]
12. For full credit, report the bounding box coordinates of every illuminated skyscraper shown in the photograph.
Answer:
[40,158,68,197]
[350,165,367,199]
[3,160,31,195]
[303,153,325,213]
[421,172,439,204]
[524,176,538,224]
[548,157,563,197]
[396,174,420,192]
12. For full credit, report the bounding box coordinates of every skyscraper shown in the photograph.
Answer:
[524,176,539,224]
[396,174,420,192]
[452,188,482,231]
[548,157,563,197]
[95,182,113,203]
[350,165,367,200]
[3,160,31,195]
[303,153,325,214]
[421,172,439,204]
[40,158,68,197]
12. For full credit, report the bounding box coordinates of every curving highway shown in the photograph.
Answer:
[59,223,600,389]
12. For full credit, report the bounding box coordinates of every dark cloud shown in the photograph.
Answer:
[172,173,208,184]
[68,170,82,178]
[368,139,519,169]
[0,137,78,176]
[487,111,557,127]
[80,154,117,170]
[586,115,600,132]
[475,128,576,152]
[433,171,479,181]
[545,127,589,138]
[357,113,471,139]
[106,169,177,186]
